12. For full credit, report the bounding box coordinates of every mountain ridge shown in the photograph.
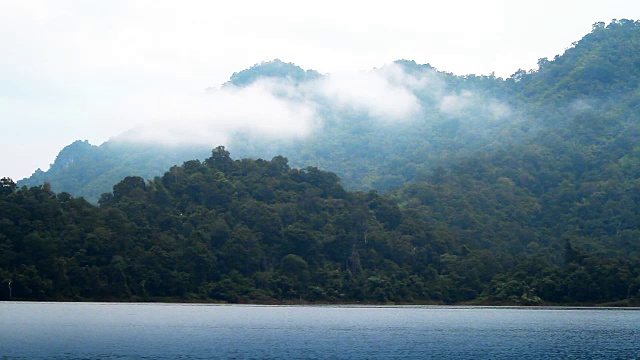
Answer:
[5,17,640,303]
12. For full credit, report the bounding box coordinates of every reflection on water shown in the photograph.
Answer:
[0,302,639,359]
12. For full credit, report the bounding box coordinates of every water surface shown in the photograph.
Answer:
[0,302,639,359]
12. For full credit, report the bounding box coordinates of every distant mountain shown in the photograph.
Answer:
[18,19,640,209]
[19,140,211,202]
[6,19,640,305]
[3,145,640,304]
[222,58,322,87]
[390,19,640,302]
[514,19,640,102]
[20,58,528,202]
[227,58,528,192]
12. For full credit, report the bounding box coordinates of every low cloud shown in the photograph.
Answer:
[113,63,429,147]
[379,62,444,93]
[488,100,512,119]
[439,89,512,121]
[311,65,423,122]
[439,90,476,117]
[569,98,594,114]
[112,62,514,148]
[114,79,320,146]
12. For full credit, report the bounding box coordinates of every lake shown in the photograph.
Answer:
[0,302,639,359]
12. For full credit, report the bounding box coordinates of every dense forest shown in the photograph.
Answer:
[19,20,640,203]
[17,56,527,202]
[3,148,640,304]
[19,140,211,203]
[5,20,640,304]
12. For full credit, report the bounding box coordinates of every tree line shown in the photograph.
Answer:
[2,147,640,304]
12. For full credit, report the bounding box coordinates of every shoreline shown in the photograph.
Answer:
[2,298,639,308]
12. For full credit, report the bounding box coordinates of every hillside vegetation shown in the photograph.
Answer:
[5,19,640,304]
[3,146,640,304]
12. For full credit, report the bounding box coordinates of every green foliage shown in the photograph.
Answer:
[7,19,640,304]
[1,177,16,194]
[512,19,640,104]
[18,57,528,201]
[1,150,445,302]
[224,59,321,87]
[18,140,211,203]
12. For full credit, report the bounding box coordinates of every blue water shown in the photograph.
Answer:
[0,303,639,359]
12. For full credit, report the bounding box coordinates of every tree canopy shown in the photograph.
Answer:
[6,20,640,305]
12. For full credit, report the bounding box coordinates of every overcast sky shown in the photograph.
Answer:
[2,0,640,181]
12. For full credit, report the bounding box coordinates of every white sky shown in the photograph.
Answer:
[2,0,639,181]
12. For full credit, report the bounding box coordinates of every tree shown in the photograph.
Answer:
[112,176,147,201]
[205,146,234,173]
[0,177,16,195]
[564,239,583,265]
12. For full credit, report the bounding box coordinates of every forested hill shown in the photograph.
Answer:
[2,147,640,304]
[18,21,640,203]
[395,19,640,254]
[389,19,640,304]
[2,149,429,303]
[18,56,525,202]
[222,58,322,87]
[20,21,640,203]
[5,19,640,304]
[19,141,211,203]
[513,19,640,102]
